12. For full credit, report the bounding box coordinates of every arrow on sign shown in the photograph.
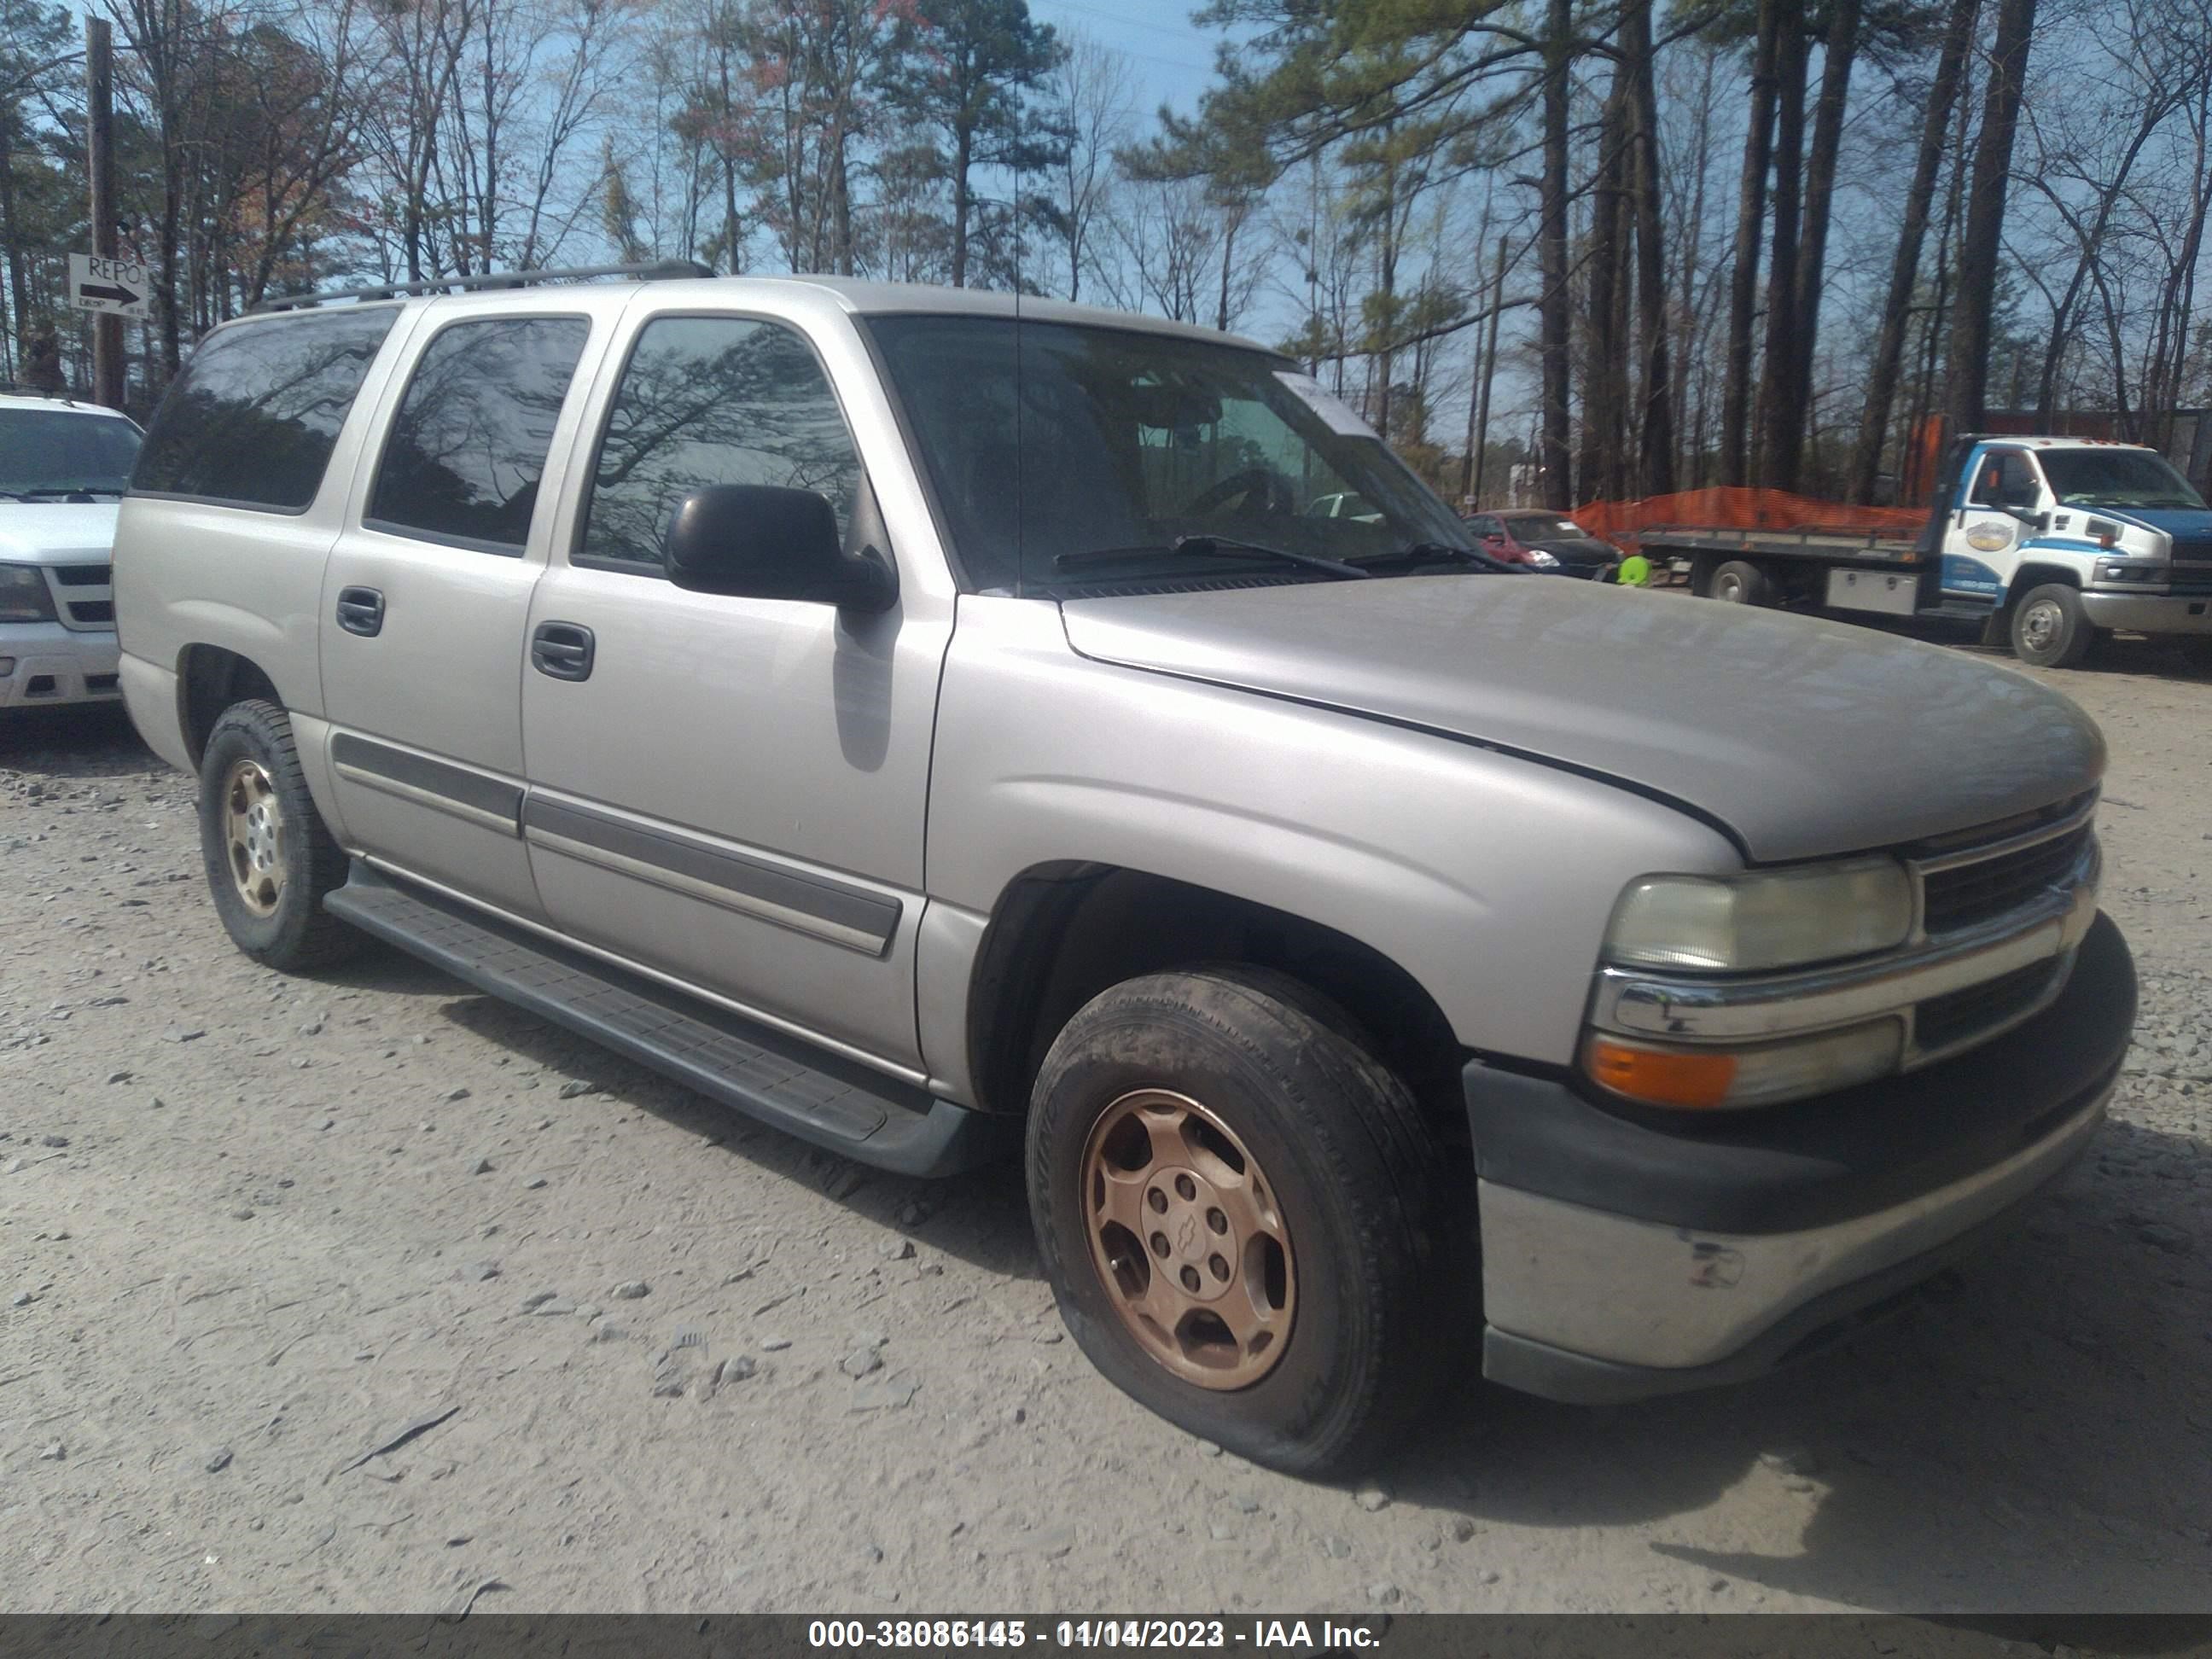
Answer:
[80,281,141,307]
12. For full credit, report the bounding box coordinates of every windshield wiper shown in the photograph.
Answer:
[1355,540,1522,573]
[1055,537,1370,580]
[20,484,123,499]
[1172,535,1370,579]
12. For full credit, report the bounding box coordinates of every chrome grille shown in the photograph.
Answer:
[1911,793,2098,940]
[1920,822,2094,934]
[42,563,114,632]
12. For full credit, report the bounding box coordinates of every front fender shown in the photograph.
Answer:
[925,598,1742,1069]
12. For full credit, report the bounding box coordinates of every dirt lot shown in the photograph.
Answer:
[3,634,2209,1617]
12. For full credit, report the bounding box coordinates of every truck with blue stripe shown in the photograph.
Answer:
[1642,435,2212,668]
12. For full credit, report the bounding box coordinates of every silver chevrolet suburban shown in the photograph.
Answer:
[112,265,2135,1475]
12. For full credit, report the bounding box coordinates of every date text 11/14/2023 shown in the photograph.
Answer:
[806,1620,1388,1650]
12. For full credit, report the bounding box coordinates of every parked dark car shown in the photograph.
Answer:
[1464,509,1621,579]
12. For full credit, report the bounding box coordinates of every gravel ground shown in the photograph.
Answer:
[3,634,2209,1617]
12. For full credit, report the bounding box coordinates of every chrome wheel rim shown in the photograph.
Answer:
[1714,570,1746,602]
[2019,599,2063,653]
[1079,1089,1296,1391]
[223,758,285,917]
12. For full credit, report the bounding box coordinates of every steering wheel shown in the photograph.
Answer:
[1183,467,1295,519]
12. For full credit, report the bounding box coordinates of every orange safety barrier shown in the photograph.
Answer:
[1568,487,1928,552]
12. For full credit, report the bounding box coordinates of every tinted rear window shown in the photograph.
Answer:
[367,316,590,553]
[131,308,399,511]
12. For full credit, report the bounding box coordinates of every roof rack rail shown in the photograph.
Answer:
[0,381,83,404]
[251,259,714,314]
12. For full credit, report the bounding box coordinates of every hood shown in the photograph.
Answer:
[1058,576,2104,863]
[0,502,120,566]
[1524,537,1616,560]
[2103,505,2212,554]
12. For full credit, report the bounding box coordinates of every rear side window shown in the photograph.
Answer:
[367,316,590,554]
[577,316,862,573]
[131,308,398,511]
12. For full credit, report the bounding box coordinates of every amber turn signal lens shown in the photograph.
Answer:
[1584,1037,1739,1109]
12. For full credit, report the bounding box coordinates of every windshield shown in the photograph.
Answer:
[866,315,1472,594]
[1503,515,1594,541]
[0,406,142,497]
[2036,449,2205,510]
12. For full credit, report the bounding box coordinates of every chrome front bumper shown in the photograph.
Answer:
[1467,908,2135,1405]
[0,621,120,707]
[2078,590,2212,635]
[1477,1079,2108,1394]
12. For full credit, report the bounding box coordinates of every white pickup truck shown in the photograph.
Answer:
[1646,435,2212,668]
[0,390,141,710]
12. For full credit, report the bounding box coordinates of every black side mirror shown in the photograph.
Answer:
[2000,501,2048,532]
[662,484,898,612]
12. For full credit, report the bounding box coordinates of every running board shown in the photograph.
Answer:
[324,865,1010,1178]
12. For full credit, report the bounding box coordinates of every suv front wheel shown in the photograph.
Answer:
[1026,966,1452,1475]
[197,699,359,970]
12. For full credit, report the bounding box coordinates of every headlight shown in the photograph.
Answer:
[1604,857,1913,974]
[0,563,56,624]
[1584,1019,1903,1110]
[1525,549,1560,568]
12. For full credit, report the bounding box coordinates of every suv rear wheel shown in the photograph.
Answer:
[1026,966,1451,1475]
[197,700,359,970]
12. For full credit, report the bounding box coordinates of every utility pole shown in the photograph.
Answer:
[1470,234,1509,508]
[86,17,125,410]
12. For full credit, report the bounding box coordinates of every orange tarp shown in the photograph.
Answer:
[1570,487,1928,550]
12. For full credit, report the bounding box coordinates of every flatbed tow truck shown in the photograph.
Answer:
[1644,434,2212,667]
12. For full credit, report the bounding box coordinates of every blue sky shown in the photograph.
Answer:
[1027,0,1225,120]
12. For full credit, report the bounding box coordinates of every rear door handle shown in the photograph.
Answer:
[335,586,384,637]
[531,621,595,682]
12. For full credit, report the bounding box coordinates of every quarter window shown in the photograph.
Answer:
[132,307,398,511]
[578,316,864,573]
[368,316,590,553]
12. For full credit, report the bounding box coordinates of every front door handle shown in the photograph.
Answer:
[335,586,384,637]
[531,621,595,682]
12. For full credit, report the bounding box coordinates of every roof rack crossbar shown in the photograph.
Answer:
[251,259,713,313]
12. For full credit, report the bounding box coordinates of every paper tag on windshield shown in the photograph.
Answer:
[1274,370,1377,439]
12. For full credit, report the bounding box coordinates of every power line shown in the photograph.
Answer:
[1033,0,1212,45]
[1028,0,1220,74]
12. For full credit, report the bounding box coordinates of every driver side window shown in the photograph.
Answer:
[1968,451,2040,511]
[577,315,862,575]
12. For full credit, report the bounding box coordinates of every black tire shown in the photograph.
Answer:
[197,699,359,970]
[1026,966,1452,1476]
[2008,582,2095,668]
[2176,637,2212,672]
[1709,558,1775,606]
